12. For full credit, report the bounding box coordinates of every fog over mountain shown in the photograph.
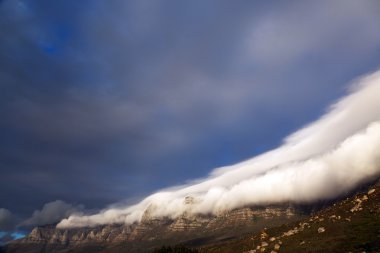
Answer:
[58,70,380,228]
[2,2,380,243]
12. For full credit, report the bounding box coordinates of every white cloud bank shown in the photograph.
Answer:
[58,70,380,228]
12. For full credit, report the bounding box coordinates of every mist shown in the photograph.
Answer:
[58,70,380,228]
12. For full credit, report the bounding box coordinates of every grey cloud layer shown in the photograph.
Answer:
[0,209,15,231]
[21,200,84,227]
[1,0,380,226]
[247,0,380,65]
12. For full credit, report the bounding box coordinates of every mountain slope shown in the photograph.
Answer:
[200,179,380,253]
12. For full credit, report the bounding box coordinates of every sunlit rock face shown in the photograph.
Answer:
[6,204,299,253]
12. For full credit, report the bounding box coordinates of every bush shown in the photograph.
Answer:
[153,244,199,253]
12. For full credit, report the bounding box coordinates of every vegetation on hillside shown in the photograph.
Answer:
[153,245,199,253]
[199,181,380,253]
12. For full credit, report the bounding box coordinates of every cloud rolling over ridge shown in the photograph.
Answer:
[58,70,380,228]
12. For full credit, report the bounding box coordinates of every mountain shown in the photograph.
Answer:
[3,205,302,253]
[3,179,380,253]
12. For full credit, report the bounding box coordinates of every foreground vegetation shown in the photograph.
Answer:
[153,245,199,253]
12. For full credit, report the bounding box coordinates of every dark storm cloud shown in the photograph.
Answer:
[1,0,380,230]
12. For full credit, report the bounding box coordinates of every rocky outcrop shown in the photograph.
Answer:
[168,213,209,232]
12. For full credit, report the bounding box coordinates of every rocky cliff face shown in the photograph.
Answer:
[5,205,301,253]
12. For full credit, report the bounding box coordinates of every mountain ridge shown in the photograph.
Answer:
[3,178,380,253]
[4,204,302,253]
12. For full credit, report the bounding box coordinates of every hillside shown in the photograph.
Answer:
[200,180,380,253]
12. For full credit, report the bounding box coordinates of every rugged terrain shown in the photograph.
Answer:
[3,180,380,253]
[3,204,301,253]
[200,180,380,253]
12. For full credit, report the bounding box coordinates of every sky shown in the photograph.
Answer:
[58,69,380,227]
[1,0,380,242]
